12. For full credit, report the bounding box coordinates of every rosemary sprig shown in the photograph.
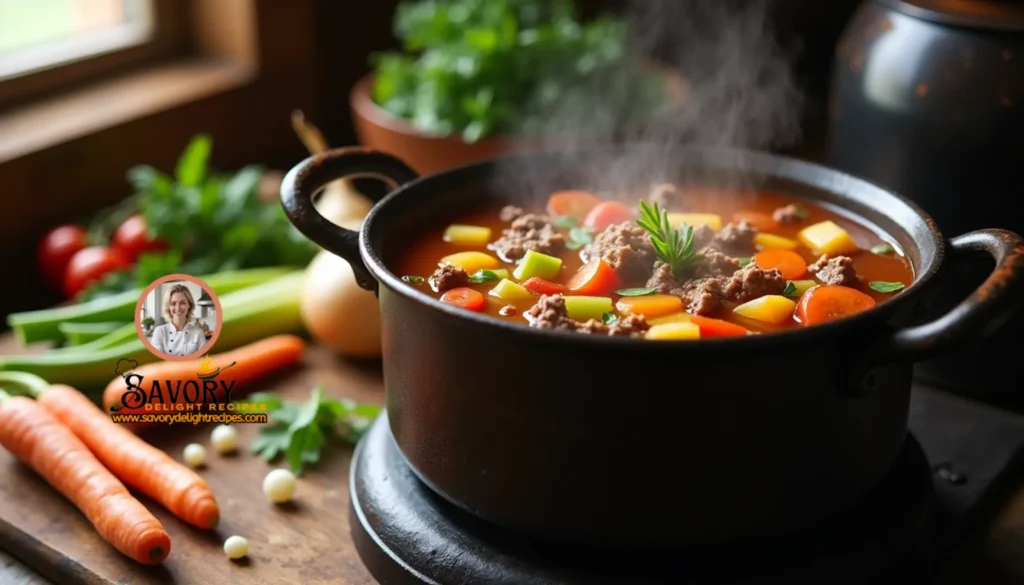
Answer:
[636,200,701,276]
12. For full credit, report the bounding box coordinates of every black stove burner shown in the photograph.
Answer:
[349,386,1024,585]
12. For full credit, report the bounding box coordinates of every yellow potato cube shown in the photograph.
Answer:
[646,321,702,340]
[443,224,492,246]
[668,213,722,231]
[754,233,799,250]
[733,295,797,325]
[488,279,534,301]
[798,221,859,255]
[647,312,693,326]
[439,251,500,273]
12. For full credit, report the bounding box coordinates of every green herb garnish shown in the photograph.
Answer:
[869,281,906,293]
[870,243,893,255]
[782,281,798,296]
[636,200,700,277]
[469,269,500,283]
[552,216,578,229]
[602,312,619,325]
[566,226,593,250]
[240,387,381,475]
[792,204,810,219]
[402,275,425,285]
[616,288,656,297]
[736,257,752,267]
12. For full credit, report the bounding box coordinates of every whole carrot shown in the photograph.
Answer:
[36,384,221,530]
[0,391,171,565]
[103,334,305,430]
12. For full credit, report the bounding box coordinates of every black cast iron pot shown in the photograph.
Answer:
[280,145,1024,550]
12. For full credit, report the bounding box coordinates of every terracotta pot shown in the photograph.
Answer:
[349,70,686,176]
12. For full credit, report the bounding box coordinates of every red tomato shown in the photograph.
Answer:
[37,225,88,291]
[112,214,166,261]
[583,201,633,231]
[521,277,566,295]
[64,246,131,298]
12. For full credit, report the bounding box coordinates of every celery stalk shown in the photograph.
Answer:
[48,323,139,355]
[7,267,293,345]
[0,272,306,393]
[57,321,127,346]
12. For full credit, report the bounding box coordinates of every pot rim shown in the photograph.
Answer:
[358,144,946,351]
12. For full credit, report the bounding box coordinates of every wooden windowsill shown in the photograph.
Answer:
[0,58,256,163]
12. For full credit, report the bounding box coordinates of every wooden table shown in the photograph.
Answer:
[2,334,1024,583]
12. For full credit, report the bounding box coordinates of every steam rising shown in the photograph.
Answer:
[496,0,805,203]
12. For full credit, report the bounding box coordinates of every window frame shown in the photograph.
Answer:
[0,0,187,109]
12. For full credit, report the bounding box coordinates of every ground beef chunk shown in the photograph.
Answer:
[489,213,566,262]
[692,224,716,251]
[581,221,656,280]
[499,205,525,222]
[524,295,576,330]
[649,183,685,210]
[722,263,787,303]
[646,262,680,294]
[677,278,726,317]
[524,295,649,337]
[710,221,758,255]
[692,250,740,278]
[809,254,858,286]
[429,264,469,293]
[606,314,650,336]
[773,204,804,224]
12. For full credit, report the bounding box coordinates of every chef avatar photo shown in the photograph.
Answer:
[136,275,222,360]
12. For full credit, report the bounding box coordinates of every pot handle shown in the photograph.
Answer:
[279,147,420,293]
[879,229,1024,362]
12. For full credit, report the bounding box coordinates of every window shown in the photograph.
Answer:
[0,0,181,107]
[0,0,154,79]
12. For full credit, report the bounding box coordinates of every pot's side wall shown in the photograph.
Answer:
[378,285,911,549]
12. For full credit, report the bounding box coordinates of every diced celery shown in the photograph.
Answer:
[492,269,509,280]
[444,224,492,246]
[733,295,797,324]
[440,251,500,273]
[513,250,562,281]
[668,213,722,230]
[798,221,859,255]
[754,233,798,250]
[563,296,613,321]
[789,280,817,297]
[648,312,693,326]
[488,279,534,301]
[646,322,701,340]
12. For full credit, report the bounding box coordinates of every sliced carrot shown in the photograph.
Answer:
[39,384,219,530]
[566,258,621,296]
[441,287,487,311]
[689,315,749,337]
[796,285,877,326]
[102,334,306,431]
[732,210,779,232]
[546,190,601,222]
[522,277,566,296]
[754,249,808,280]
[584,201,633,231]
[0,392,171,565]
[615,294,684,318]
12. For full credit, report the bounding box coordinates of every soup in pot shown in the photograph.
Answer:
[393,185,914,339]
